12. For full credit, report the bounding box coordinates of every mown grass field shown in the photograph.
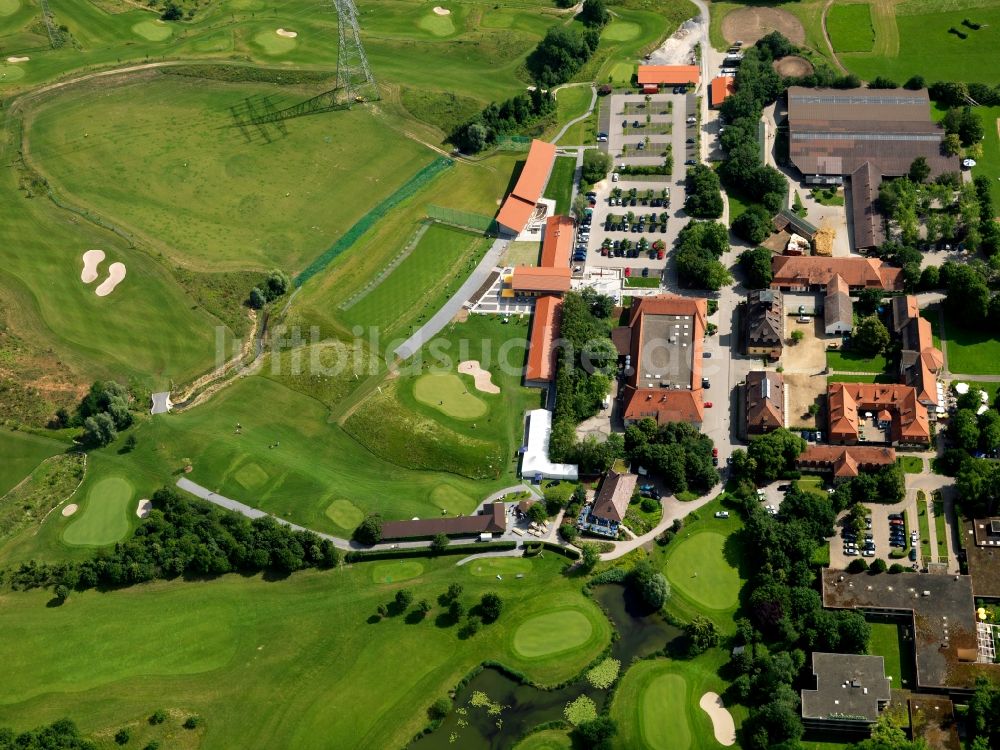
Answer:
[941,310,1000,376]
[0,430,64,496]
[550,85,595,146]
[0,555,610,749]
[867,618,915,688]
[543,156,577,215]
[970,105,1000,217]
[62,474,135,547]
[826,349,888,374]
[826,2,875,53]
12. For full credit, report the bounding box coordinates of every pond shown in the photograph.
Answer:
[411,585,682,749]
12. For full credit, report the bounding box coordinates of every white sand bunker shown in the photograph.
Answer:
[699,692,736,746]
[61,503,78,517]
[6,56,29,63]
[95,262,126,297]
[433,6,450,14]
[276,28,298,37]
[458,360,499,394]
[136,499,152,518]
[80,249,105,283]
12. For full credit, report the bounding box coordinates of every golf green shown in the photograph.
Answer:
[468,557,532,577]
[325,499,364,530]
[0,0,19,16]
[664,531,740,612]
[513,608,593,659]
[0,65,26,82]
[254,30,297,55]
[132,20,172,41]
[603,20,640,41]
[371,560,424,584]
[413,372,488,419]
[418,12,455,36]
[641,671,690,749]
[63,475,134,547]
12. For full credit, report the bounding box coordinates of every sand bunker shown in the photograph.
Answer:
[276,28,298,37]
[136,499,152,518]
[699,692,736,746]
[61,503,78,517]
[432,6,450,14]
[6,56,29,63]
[458,360,499,394]
[80,249,105,284]
[95,262,126,297]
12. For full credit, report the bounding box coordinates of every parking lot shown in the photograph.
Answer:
[830,500,920,571]
[581,91,698,276]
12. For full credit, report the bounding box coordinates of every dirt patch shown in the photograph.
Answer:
[458,359,500,394]
[773,55,814,77]
[275,28,297,37]
[432,5,450,15]
[61,503,78,517]
[722,7,806,46]
[699,692,736,747]
[784,372,825,429]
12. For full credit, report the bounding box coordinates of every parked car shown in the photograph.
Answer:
[702,377,710,388]
[703,352,712,358]
[704,401,713,408]
[712,448,719,457]
[714,511,729,519]
[684,159,697,166]
[888,513,903,520]
[909,548,918,562]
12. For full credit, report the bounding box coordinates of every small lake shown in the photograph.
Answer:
[411,585,682,749]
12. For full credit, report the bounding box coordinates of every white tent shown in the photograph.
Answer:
[520,409,579,481]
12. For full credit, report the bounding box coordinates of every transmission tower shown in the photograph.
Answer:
[234,0,378,130]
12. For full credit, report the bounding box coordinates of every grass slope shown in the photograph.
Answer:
[0,555,610,749]
[0,430,64,496]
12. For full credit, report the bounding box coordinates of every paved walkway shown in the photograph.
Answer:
[455,546,524,566]
[394,237,505,359]
[599,486,722,560]
[550,85,597,144]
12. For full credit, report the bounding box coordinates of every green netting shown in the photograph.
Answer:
[425,205,497,234]
[294,156,454,287]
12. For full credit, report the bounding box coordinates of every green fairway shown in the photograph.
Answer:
[62,475,135,547]
[969,105,1000,216]
[417,10,456,37]
[468,557,533,577]
[512,607,598,659]
[325,499,365,529]
[0,555,611,747]
[371,560,425,584]
[611,652,739,750]
[414,372,489,419]
[0,430,64,497]
[827,3,875,53]
[515,729,573,750]
[0,0,19,15]
[543,156,576,214]
[664,531,741,613]
[602,20,641,41]
[25,73,435,274]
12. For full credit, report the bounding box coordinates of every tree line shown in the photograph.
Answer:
[6,487,341,595]
[624,418,717,496]
[451,88,557,154]
[675,220,731,290]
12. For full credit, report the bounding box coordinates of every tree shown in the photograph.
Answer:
[460,614,482,637]
[480,592,503,623]
[739,247,773,289]
[83,413,117,447]
[160,1,181,20]
[578,0,609,27]
[869,558,887,574]
[581,543,600,570]
[115,728,131,745]
[852,316,890,357]
[430,533,450,553]
[856,287,884,316]
[683,164,724,218]
[628,559,670,610]
[847,558,869,573]
[464,122,488,153]
[903,75,925,90]
[445,582,463,601]
[264,270,290,301]
[123,434,137,452]
[526,26,600,87]
[731,204,773,244]
[747,428,805,483]
[919,265,940,290]
[54,584,69,602]
[448,598,465,621]
[428,696,452,720]
[952,408,980,453]
[248,287,266,309]
[560,522,580,542]
[943,132,962,156]
[574,716,617,750]
[416,599,432,617]
[868,76,898,89]
[790,329,804,344]
[353,514,383,545]
[149,709,167,725]
[527,502,548,524]
[685,615,720,656]
[582,149,612,184]
[395,588,414,610]
[183,716,201,729]
[908,156,930,184]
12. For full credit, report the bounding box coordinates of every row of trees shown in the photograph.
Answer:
[683,164,723,218]
[624,419,718,496]
[7,487,341,593]
[675,221,731,290]
[452,88,556,153]
[729,427,805,485]
[526,26,601,88]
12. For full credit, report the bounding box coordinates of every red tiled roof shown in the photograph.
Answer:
[496,140,557,233]
[797,445,896,479]
[637,65,700,86]
[525,295,562,383]
[496,196,537,235]
[710,76,735,106]
[511,266,571,293]
[771,256,903,291]
[592,471,637,523]
[540,215,575,268]
[827,382,930,444]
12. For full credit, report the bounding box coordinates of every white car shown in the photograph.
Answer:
[714,511,730,519]
[765,505,777,515]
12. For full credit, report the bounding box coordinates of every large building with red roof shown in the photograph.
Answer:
[828,382,930,446]
[616,295,707,426]
[710,76,735,108]
[637,65,700,93]
[771,256,903,292]
[496,139,557,235]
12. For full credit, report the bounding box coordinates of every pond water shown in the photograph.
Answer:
[411,585,682,750]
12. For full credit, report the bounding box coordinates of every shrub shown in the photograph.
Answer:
[640,496,658,513]
[183,716,201,729]
[149,709,167,725]
[115,728,130,745]
[563,695,598,726]
[847,558,868,573]
[428,696,452,720]
[479,592,503,623]
[586,658,621,689]
[869,558,888,574]
[889,563,907,574]
[353,514,383,545]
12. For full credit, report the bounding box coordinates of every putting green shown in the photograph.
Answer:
[513,608,594,659]
[325,499,364,530]
[468,557,532,577]
[413,372,488,419]
[63,475,134,547]
[254,30,297,55]
[430,484,475,511]
[641,672,690,749]
[0,0,19,16]
[418,12,455,36]
[603,20,640,41]
[0,65,26,82]
[371,560,424,584]
[132,20,172,41]
[664,531,740,611]
[234,462,269,490]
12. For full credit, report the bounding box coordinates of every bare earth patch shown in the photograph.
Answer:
[722,7,806,46]
[136,499,152,518]
[773,55,814,77]
[6,56,29,63]
[458,360,500,394]
[61,503,78,517]
[95,262,126,297]
[276,28,298,37]
[699,692,736,746]
[80,249,105,284]
[432,6,450,14]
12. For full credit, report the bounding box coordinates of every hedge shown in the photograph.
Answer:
[344,541,516,563]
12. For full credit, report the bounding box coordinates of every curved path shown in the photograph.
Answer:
[455,546,524,566]
[820,0,849,74]
[550,84,597,144]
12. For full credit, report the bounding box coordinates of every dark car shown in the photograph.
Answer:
[686,138,695,144]
[684,159,697,166]
[909,548,918,562]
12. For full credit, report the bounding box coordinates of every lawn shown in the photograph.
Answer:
[933,497,949,559]
[827,373,896,384]
[796,475,829,500]
[0,430,64,497]
[941,310,1000,376]
[970,106,1000,217]
[624,277,661,288]
[727,189,750,221]
[543,156,577,215]
[610,650,742,750]
[826,349,888,374]
[341,223,489,339]
[867,619,916,689]
[827,2,875,53]
[897,456,924,474]
[810,187,845,206]
[551,85,596,146]
[0,554,611,748]
[413,372,489,419]
[62,473,135,547]
[515,729,573,750]
[917,495,932,561]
